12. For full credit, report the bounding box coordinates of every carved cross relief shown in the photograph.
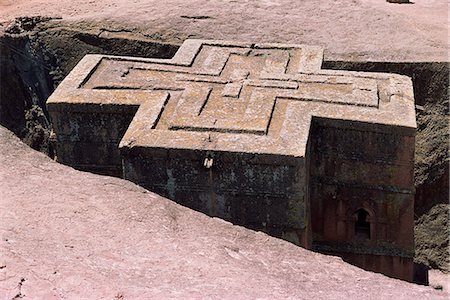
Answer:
[50,40,414,157]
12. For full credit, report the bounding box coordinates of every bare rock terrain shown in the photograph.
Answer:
[0,0,448,297]
[0,0,447,62]
[0,125,447,299]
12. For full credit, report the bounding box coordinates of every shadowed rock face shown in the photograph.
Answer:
[415,204,450,271]
[0,125,447,299]
[386,0,410,3]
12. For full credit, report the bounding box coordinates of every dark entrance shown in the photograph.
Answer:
[355,209,370,240]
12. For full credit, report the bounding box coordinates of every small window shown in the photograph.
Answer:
[355,209,370,240]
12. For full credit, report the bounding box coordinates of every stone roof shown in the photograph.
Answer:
[47,40,416,159]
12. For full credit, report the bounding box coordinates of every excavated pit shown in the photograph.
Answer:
[0,17,179,157]
[0,17,448,274]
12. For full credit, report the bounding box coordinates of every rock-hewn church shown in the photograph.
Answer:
[47,40,416,281]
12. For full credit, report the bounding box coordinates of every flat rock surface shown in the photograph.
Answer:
[0,0,447,62]
[0,125,447,299]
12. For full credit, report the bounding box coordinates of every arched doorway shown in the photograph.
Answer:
[354,208,371,240]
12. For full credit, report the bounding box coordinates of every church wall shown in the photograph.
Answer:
[308,117,415,281]
[49,104,138,176]
[331,252,413,282]
[122,147,311,248]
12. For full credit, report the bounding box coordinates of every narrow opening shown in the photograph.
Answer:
[354,209,370,240]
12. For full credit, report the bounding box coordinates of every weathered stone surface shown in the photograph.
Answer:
[47,39,417,280]
[1,0,447,62]
[2,125,447,299]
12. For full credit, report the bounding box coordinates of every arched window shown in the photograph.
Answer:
[354,209,371,240]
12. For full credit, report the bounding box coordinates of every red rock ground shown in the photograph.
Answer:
[0,0,448,298]
[0,125,447,299]
[0,0,447,62]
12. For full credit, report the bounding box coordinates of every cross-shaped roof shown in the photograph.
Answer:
[47,39,416,159]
